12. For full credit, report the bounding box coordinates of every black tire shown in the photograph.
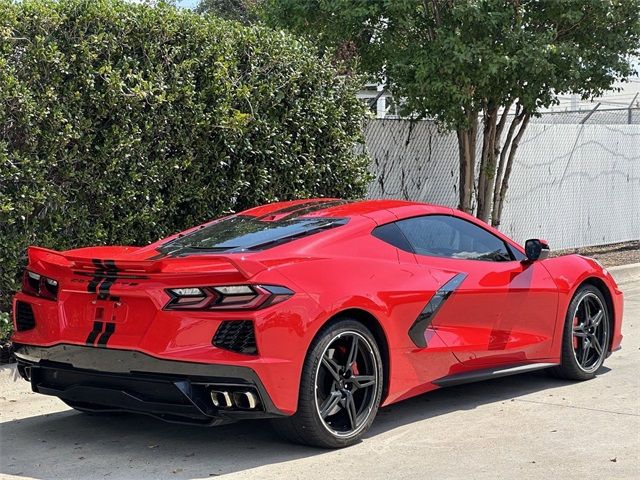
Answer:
[549,284,610,380]
[272,319,384,448]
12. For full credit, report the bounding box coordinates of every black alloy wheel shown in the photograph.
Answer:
[271,319,383,448]
[570,291,609,373]
[314,331,379,437]
[550,284,610,380]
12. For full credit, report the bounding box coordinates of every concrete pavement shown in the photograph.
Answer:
[1,270,638,480]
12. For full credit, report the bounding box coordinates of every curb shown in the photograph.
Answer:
[608,262,640,286]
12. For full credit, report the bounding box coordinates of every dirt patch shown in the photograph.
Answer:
[551,240,639,267]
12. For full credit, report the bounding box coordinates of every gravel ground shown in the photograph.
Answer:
[552,240,639,267]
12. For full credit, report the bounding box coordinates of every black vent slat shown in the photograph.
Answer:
[15,301,36,331]
[213,320,257,355]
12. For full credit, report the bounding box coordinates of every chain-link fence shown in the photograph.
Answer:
[360,88,640,125]
[529,107,640,124]
[364,116,640,249]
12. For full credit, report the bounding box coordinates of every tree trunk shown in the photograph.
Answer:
[492,103,522,219]
[491,111,531,228]
[476,104,499,222]
[456,111,478,214]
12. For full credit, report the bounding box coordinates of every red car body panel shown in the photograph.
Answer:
[12,199,623,417]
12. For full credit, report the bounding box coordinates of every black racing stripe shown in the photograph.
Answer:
[408,273,468,348]
[97,259,119,300]
[103,259,117,270]
[87,259,107,293]
[96,322,116,347]
[85,321,104,345]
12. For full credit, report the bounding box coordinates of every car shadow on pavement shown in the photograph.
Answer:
[0,370,600,480]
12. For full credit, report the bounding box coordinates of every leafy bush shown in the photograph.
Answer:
[0,311,12,341]
[0,0,370,328]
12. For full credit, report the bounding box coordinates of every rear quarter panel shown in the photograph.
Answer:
[269,224,462,406]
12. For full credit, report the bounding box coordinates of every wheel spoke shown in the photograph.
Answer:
[345,336,359,370]
[319,391,342,419]
[345,393,357,430]
[583,298,591,319]
[590,310,603,328]
[347,374,376,390]
[573,325,587,337]
[322,356,342,383]
[591,335,603,356]
[581,338,591,366]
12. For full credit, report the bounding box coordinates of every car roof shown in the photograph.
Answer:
[240,198,452,220]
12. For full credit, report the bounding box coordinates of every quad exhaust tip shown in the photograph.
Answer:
[233,391,258,410]
[209,389,259,410]
[210,390,232,409]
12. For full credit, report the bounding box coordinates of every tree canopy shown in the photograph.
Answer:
[196,0,259,23]
[264,0,640,224]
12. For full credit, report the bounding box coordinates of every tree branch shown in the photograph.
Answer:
[492,111,531,227]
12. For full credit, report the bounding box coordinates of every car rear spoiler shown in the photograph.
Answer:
[26,246,265,279]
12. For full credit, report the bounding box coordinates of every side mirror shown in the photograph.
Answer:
[524,239,550,261]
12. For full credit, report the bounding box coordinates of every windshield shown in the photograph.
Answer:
[158,215,348,255]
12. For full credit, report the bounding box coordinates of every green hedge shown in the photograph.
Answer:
[0,0,370,325]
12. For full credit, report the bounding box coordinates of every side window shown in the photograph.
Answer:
[395,215,515,262]
[371,222,413,252]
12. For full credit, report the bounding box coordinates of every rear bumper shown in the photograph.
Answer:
[13,343,286,425]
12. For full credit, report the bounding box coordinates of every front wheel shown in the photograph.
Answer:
[272,319,383,448]
[549,285,610,380]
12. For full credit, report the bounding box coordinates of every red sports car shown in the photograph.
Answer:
[12,199,623,447]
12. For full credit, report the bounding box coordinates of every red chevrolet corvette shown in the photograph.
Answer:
[12,199,623,447]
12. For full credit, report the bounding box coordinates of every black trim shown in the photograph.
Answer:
[433,362,558,387]
[13,343,284,422]
[408,273,467,348]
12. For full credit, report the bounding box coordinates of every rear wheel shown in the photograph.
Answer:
[550,285,610,380]
[272,319,383,448]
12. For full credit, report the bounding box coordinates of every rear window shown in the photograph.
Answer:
[158,215,348,255]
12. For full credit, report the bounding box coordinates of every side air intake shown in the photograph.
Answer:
[15,301,36,331]
[213,320,257,355]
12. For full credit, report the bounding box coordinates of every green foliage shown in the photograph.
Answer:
[0,0,371,318]
[0,311,11,343]
[196,0,259,24]
[263,0,640,129]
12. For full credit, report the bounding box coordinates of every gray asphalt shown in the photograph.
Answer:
[1,267,638,480]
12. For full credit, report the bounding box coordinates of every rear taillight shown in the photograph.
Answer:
[164,284,293,311]
[22,270,59,300]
